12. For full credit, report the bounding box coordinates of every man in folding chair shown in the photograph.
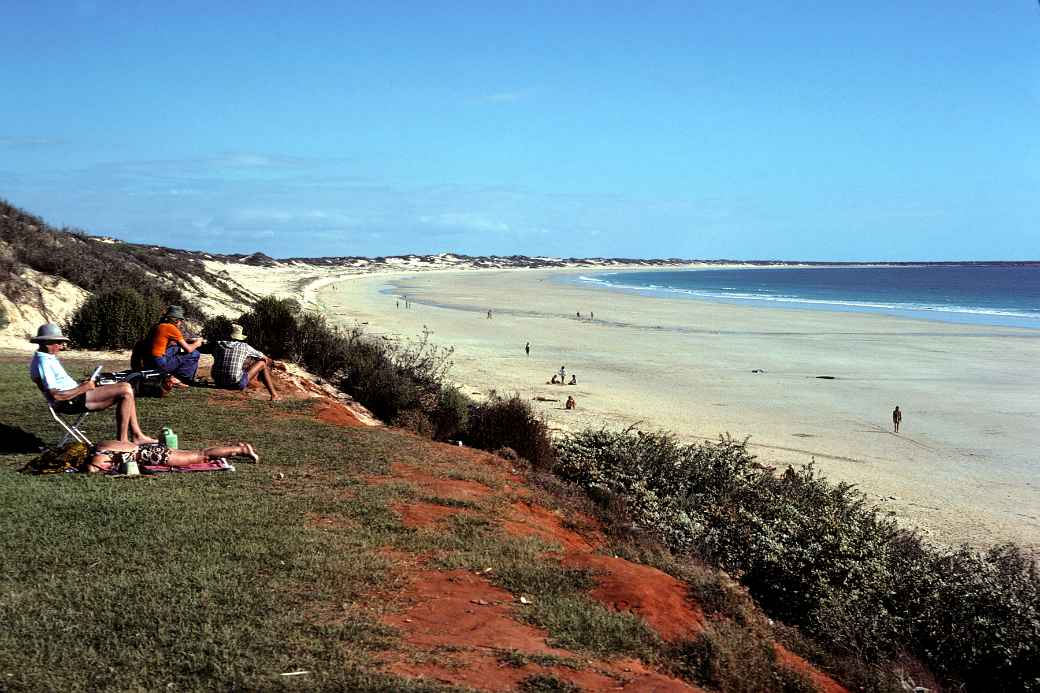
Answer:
[29,324,158,445]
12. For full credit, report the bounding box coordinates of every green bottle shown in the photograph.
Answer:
[162,427,178,449]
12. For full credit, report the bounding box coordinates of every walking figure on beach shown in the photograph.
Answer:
[487,309,493,319]
[525,342,530,356]
[577,311,581,319]
[892,406,902,433]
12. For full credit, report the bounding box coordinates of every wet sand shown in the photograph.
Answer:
[316,267,1040,552]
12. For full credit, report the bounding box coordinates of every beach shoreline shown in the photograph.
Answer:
[316,266,1040,554]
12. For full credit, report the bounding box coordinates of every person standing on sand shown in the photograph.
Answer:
[525,342,530,356]
[559,365,566,383]
[893,406,902,433]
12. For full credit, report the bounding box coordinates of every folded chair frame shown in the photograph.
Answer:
[48,405,91,446]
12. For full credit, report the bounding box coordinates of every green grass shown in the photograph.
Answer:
[0,356,459,692]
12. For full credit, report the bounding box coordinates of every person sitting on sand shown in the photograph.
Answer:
[568,374,577,385]
[144,306,203,386]
[549,374,560,384]
[565,395,576,410]
[29,323,157,444]
[211,324,280,400]
[83,440,259,474]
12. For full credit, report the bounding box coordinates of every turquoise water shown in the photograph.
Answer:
[577,264,1040,329]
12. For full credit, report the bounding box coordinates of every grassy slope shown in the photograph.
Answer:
[0,355,457,691]
[0,354,840,693]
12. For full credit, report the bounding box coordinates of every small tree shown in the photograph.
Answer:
[66,287,161,350]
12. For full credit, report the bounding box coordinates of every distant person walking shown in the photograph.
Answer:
[487,309,493,319]
[892,406,902,433]
[525,342,530,356]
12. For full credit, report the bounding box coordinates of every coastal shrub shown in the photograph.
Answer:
[294,313,352,379]
[554,427,1040,692]
[66,287,162,350]
[429,386,471,441]
[237,296,299,360]
[462,392,555,469]
[667,621,815,693]
[391,409,434,438]
[337,336,421,421]
[201,315,234,343]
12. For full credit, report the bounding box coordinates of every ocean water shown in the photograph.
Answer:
[577,264,1040,329]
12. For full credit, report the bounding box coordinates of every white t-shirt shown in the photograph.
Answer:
[29,351,78,402]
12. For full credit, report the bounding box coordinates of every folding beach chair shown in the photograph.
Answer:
[47,404,92,446]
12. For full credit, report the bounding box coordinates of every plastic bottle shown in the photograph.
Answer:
[162,427,178,449]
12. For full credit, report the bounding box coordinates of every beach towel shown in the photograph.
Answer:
[140,460,234,474]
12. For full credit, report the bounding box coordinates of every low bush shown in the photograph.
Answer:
[555,427,1040,692]
[667,621,816,693]
[201,315,234,343]
[66,287,162,350]
[463,392,555,468]
[391,409,434,438]
[238,296,299,360]
[429,386,470,441]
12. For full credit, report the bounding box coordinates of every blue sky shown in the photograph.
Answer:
[1,2,1037,260]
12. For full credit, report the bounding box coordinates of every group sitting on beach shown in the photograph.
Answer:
[547,372,577,385]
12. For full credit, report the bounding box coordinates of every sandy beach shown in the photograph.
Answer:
[313,267,1040,553]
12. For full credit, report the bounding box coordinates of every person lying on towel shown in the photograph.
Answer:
[83,440,260,473]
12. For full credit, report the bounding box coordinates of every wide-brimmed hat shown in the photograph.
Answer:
[29,323,70,343]
[163,305,186,320]
[229,324,247,341]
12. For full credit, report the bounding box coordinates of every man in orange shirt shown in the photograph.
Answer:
[147,305,203,385]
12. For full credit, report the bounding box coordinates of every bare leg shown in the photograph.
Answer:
[246,359,280,400]
[85,383,157,444]
[168,443,254,465]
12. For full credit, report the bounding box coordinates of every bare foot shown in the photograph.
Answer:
[168,376,189,389]
[133,434,159,445]
[243,443,260,464]
[270,394,282,401]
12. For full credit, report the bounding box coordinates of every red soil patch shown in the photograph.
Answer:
[564,553,706,642]
[393,501,472,528]
[390,649,704,692]
[775,645,850,693]
[382,569,704,692]
[501,501,598,552]
[376,463,493,503]
[384,569,569,654]
[313,400,364,427]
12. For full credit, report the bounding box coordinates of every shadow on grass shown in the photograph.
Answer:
[0,422,46,453]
